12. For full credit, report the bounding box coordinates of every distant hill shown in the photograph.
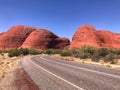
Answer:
[70,25,120,48]
[0,25,70,50]
[0,25,120,50]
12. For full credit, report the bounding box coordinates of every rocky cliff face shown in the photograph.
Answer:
[97,30,120,48]
[0,25,119,50]
[21,29,70,49]
[0,25,70,50]
[70,25,101,48]
[21,29,58,49]
[70,25,120,48]
[53,38,70,49]
[0,25,35,50]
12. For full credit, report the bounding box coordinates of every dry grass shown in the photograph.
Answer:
[52,54,120,69]
[0,53,22,78]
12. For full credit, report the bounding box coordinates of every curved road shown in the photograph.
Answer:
[21,55,120,90]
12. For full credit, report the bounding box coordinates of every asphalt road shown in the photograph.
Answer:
[21,55,120,90]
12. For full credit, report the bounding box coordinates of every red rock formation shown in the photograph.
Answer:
[70,25,120,49]
[52,38,70,49]
[0,25,70,50]
[0,25,35,50]
[70,25,101,48]
[97,30,120,48]
[21,29,70,49]
[2,24,119,50]
[0,32,5,36]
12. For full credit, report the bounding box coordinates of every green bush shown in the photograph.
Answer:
[97,48,109,57]
[92,52,101,62]
[52,49,63,54]
[45,49,54,54]
[70,48,80,55]
[8,49,20,57]
[8,48,40,57]
[104,53,116,63]
[78,46,96,59]
[79,52,90,59]
[28,48,39,55]
[60,50,71,56]
[19,48,29,55]
[5,46,120,65]
[114,49,120,55]
[42,49,62,55]
[80,46,96,55]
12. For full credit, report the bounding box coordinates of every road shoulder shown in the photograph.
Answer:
[0,57,39,90]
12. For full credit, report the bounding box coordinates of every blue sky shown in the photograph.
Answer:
[0,0,120,40]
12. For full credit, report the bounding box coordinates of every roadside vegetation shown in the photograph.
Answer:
[0,46,120,87]
[0,53,21,78]
[0,46,120,65]
[61,46,120,64]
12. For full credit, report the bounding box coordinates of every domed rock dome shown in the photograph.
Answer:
[21,29,70,49]
[0,25,35,50]
[70,25,101,48]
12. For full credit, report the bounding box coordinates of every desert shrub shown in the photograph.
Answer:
[92,52,101,62]
[0,50,2,53]
[79,52,91,59]
[28,48,39,55]
[97,48,109,57]
[60,50,71,56]
[52,49,61,54]
[8,49,20,57]
[108,48,116,54]
[114,49,120,55]
[80,46,96,54]
[38,50,44,54]
[78,46,96,59]
[8,48,40,57]
[117,55,120,59]
[45,49,54,54]
[0,50,8,54]
[43,49,62,54]
[71,53,80,58]
[70,48,80,54]
[104,53,116,64]
[52,49,62,54]
[19,48,29,55]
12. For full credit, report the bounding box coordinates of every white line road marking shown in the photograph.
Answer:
[41,56,120,79]
[29,58,84,90]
